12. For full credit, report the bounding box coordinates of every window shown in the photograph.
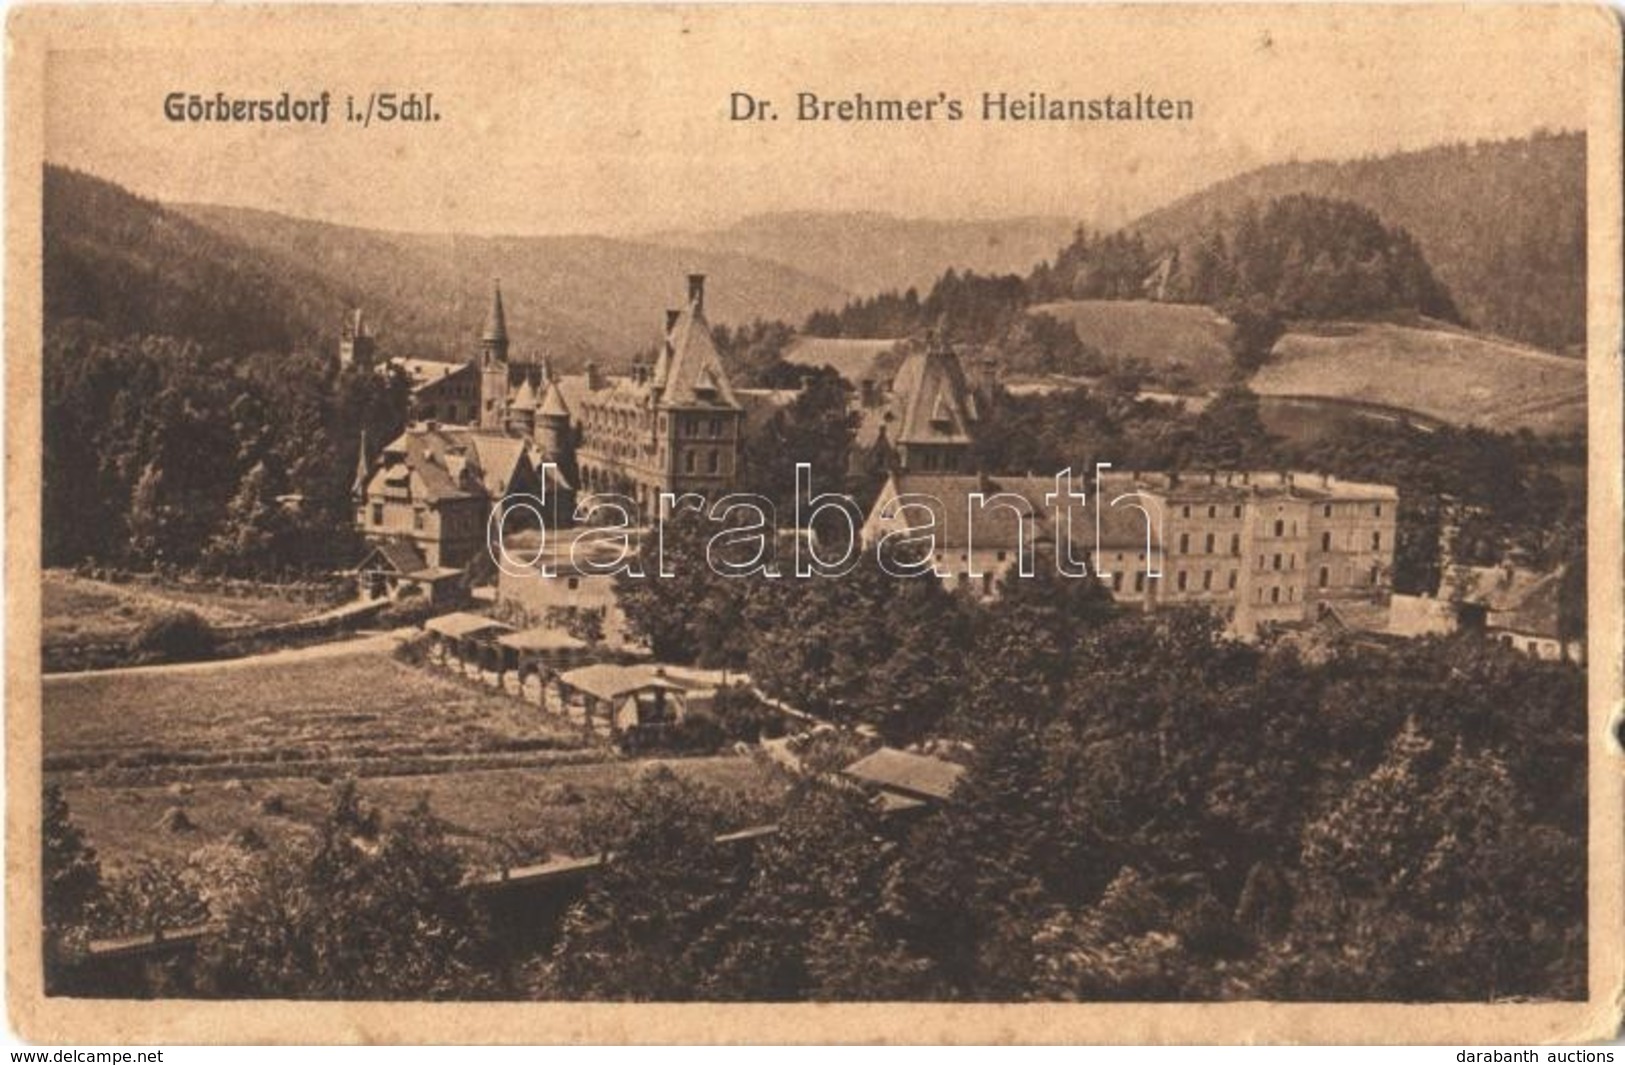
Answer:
[1179,533,1190,554]
[1319,566,1329,588]
[1177,571,1188,591]
[1321,531,1332,551]
[685,451,696,473]
[1233,505,1242,518]
[1134,572,1145,592]
[1375,503,1383,517]
[1272,553,1282,571]
[708,450,720,474]
[1274,519,1284,537]
[708,417,721,437]
[1290,553,1296,570]
[1323,504,1333,518]
[1204,533,1215,553]
[1228,570,1238,590]
[1372,531,1381,550]
[566,577,580,591]
[1112,572,1124,591]
[1182,505,1191,518]
[1207,505,1216,518]
[1270,587,1280,604]
[1202,570,1212,591]
[1289,586,1296,601]
[1230,533,1241,555]
[996,550,1008,562]
[413,509,424,532]
[371,503,383,525]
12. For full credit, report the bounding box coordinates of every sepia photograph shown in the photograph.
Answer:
[5,2,1622,1046]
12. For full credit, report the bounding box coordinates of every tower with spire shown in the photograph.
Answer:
[478,279,510,430]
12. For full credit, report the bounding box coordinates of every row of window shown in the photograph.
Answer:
[682,449,724,475]
[914,449,964,472]
[1177,529,1384,554]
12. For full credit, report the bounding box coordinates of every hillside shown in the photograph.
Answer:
[43,165,850,366]
[648,211,1076,301]
[43,166,341,354]
[1032,299,1585,433]
[1126,131,1586,352]
[1028,300,1235,391]
[1251,321,1586,434]
[173,204,851,366]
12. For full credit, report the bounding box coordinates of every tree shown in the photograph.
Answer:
[203,460,289,576]
[706,781,935,1000]
[198,782,493,999]
[535,770,747,1000]
[43,785,103,990]
[614,508,755,667]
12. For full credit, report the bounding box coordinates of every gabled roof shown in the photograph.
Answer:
[659,297,740,410]
[375,425,535,503]
[867,472,1161,554]
[497,628,590,652]
[425,612,514,639]
[557,663,688,702]
[890,347,976,446]
[843,748,965,803]
[357,538,427,576]
[1453,564,1566,639]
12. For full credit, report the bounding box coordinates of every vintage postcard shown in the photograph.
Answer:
[5,2,1622,1045]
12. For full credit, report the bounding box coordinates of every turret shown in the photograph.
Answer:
[535,381,575,477]
[478,279,510,429]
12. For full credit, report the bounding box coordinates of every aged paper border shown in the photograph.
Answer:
[4,3,1621,1045]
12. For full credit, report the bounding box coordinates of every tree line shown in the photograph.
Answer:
[800,193,1462,378]
[44,321,409,575]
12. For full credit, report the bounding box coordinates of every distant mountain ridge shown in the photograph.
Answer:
[43,165,851,367]
[1126,131,1585,352]
[647,210,1078,302]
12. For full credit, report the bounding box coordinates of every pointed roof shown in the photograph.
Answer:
[891,346,975,446]
[656,283,739,409]
[510,377,538,411]
[482,280,508,344]
[538,380,572,419]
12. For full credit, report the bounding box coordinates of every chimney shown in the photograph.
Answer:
[687,273,706,313]
[586,361,604,391]
[665,308,681,334]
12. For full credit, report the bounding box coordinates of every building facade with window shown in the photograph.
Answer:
[861,468,1397,633]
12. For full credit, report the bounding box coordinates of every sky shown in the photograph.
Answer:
[41,5,1599,238]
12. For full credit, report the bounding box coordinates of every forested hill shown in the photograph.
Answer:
[44,166,340,355]
[43,164,851,367]
[1127,131,1586,352]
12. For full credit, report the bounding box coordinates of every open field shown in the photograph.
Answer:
[1252,321,1587,434]
[43,569,334,649]
[59,755,788,873]
[44,646,590,776]
[1029,299,1236,391]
